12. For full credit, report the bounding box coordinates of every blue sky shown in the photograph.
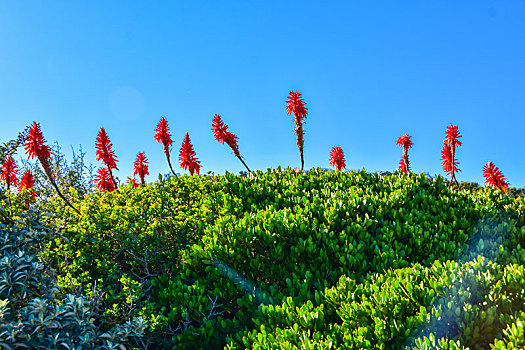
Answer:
[1,1,524,188]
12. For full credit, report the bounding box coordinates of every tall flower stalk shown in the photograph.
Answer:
[133,152,149,185]
[483,161,509,193]
[329,146,346,171]
[95,128,119,189]
[286,91,308,171]
[441,124,462,188]
[23,122,79,214]
[154,117,177,177]
[212,114,251,173]
[396,134,413,173]
[179,132,201,175]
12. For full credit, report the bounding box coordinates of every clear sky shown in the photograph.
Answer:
[1,1,524,188]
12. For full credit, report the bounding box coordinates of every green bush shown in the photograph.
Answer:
[38,168,525,348]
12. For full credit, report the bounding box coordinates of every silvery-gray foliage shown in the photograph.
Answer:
[0,218,146,349]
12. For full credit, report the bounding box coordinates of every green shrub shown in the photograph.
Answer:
[40,168,525,349]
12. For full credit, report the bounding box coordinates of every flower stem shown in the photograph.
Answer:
[237,155,251,173]
[164,147,178,178]
[108,167,119,189]
[50,179,80,215]
[39,155,80,214]
[294,114,305,171]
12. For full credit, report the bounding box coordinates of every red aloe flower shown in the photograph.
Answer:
[212,114,251,172]
[329,146,346,171]
[396,134,413,151]
[133,152,149,185]
[286,91,308,171]
[1,156,18,190]
[154,117,177,177]
[286,91,308,121]
[396,134,413,173]
[24,122,53,162]
[483,161,509,193]
[179,132,201,175]
[212,114,230,143]
[18,170,37,203]
[95,128,118,189]
[398,157,411,173]
[154,117,173,148]
[444,124,462,148]
[441,125,462,187]
[94,167,116,192]
[95,128,118,170]
[23,122,79,213]
[441,143,461,174]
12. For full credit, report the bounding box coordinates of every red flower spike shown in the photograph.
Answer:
[286,91,308,171]
[441,143,461,176]
[441,125,462,187]
[133,152,149,185]
[212,114,241,157]
[18,170,37,202]
[286,91,308,121]
[398,157,411,173]
[24,122,52,162]
[212,114,229,144]
[396,134,413,173]
[94,167,115,192]
[483,161,509,193]
[1,156,18,190]
[396,134,413,151]
[22,122,78,213]
[95,128,118,170]
[154,117,173,148]
[329,146,346,171]
[179,132,201,175]
[154,117,178,177]
[444,124,462,148]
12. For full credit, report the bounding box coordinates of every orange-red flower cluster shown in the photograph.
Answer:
[483,161,509,193]
[154,117,178,177]
[133,152,149,185]
[96,128,118,170]
[441,125,462,184]
[94,167,115,192]
[1,156,18,190]
[24,122,52,162]
[212,114,241,157]
[179,132,201,175]
[398,158,410,173]
[396,134,413,151]
[286,91,308,121]
[444,124,462,148]
[18,170,37,202]
[396,134,413,173]
[329,146,346,171]
[441,144,460,176]
[154,117,173,148]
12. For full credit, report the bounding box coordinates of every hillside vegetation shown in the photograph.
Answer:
[1,167,525,349]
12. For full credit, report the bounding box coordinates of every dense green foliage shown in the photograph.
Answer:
[2,167,525,348]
